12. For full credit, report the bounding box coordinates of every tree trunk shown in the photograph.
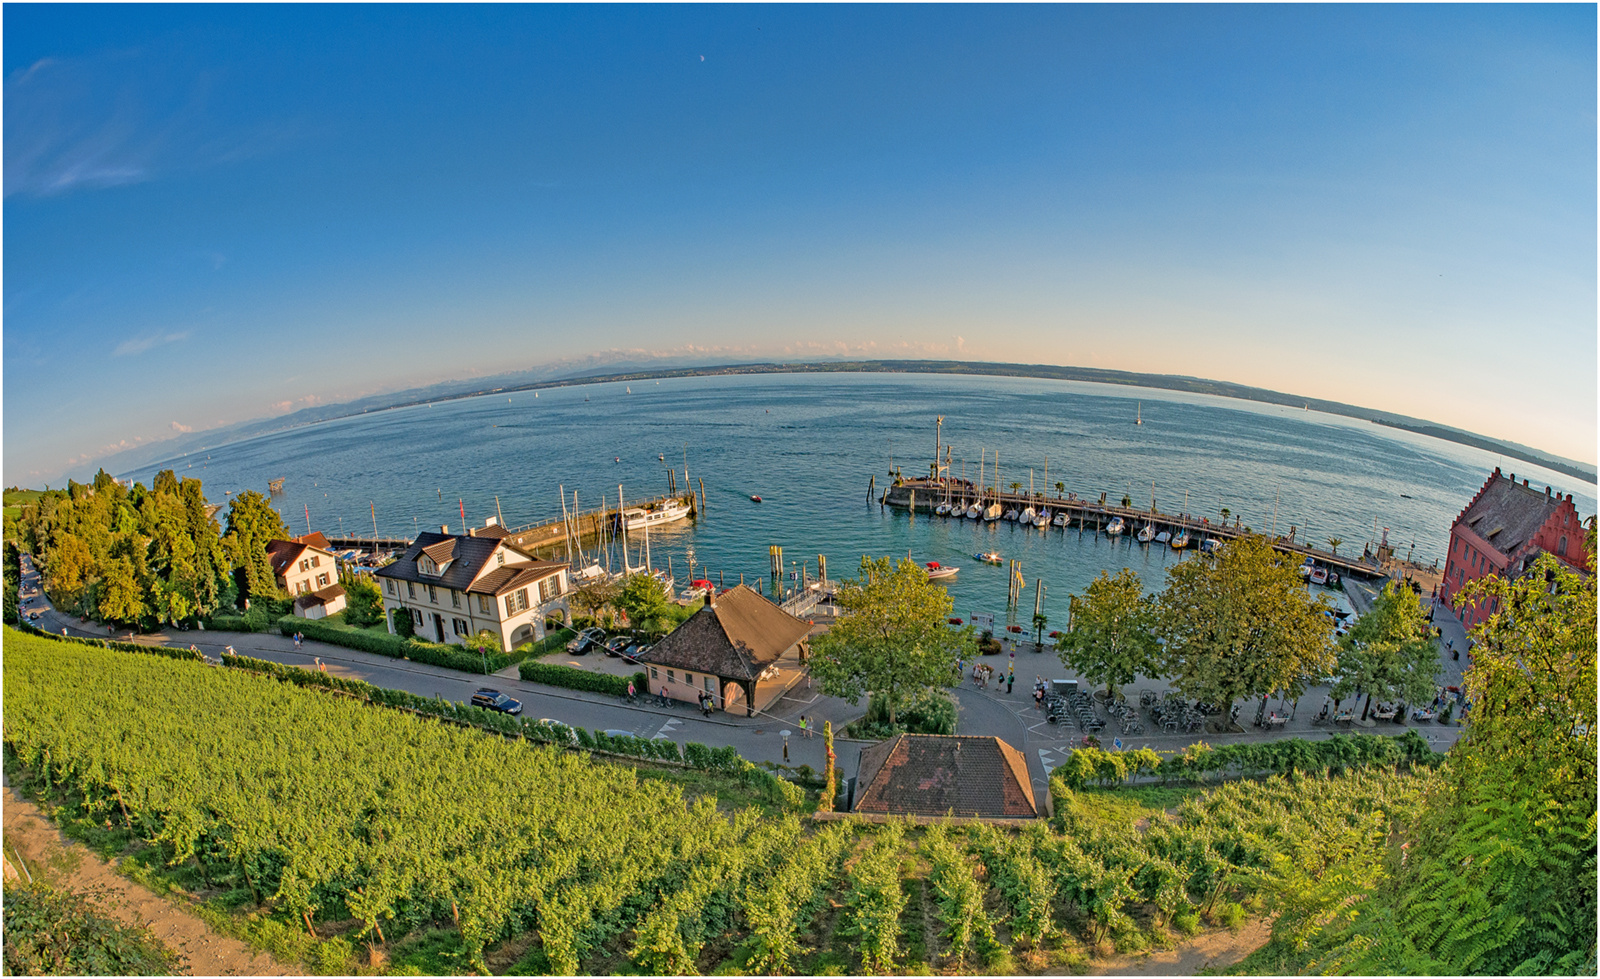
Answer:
[1361,691,1372,721]
[303,909,318,940]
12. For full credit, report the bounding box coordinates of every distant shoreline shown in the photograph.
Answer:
[134,359,1596,486]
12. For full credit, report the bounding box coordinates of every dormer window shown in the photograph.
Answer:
[418,556,437,575]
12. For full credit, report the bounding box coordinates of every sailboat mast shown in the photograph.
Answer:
[559,485,571,566]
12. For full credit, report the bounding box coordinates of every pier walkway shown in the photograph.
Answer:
[884,478,1392,581]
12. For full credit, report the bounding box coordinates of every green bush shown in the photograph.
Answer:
[518,660,646,696]
[3,877,180,976]
[280,619,510,674]
[684,742,714,769]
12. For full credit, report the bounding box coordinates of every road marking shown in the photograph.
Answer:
[1037,748,1059,773]
[654,717,683,740]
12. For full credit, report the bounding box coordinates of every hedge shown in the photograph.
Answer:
[279,618,512,675]
[1053,730,1443,790]
[15,620,207,663]
[519,660,647,697]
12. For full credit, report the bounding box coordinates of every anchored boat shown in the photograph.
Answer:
[622,500,691,531]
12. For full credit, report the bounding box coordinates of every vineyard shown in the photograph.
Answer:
[4,627,1467,976]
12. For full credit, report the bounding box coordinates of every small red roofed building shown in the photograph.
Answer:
[266,533,343,617]
[851,734,1038,820]
[1440,468,1591,629]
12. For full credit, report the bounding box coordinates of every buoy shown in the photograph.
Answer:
[751,495,763,503]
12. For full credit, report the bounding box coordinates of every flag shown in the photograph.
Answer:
[459,498,467,529]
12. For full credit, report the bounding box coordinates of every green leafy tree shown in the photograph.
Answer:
[616,573,672,635]
[341,573,383,628]
[1055,481,1065,498]
[1333,581,1439,718]
[1155,534,1336,719]
[96,556,147,627]
[808,556,971,725]
[391,605,415,638]
[1326,536,1342,556]
[223,491,288,605]
[1322,553,1597,975]
[568,575,620,628]
[1058,569,1159,701]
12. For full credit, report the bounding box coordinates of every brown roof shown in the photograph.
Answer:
[470,523,511,539]
[467,562,566,596]
[854,734,1037,819]
[297,531,332,551]
[638,584,811,681]
[421,539,458,565]
[1458,473,1566,562]
[293,583,346,611]
[266,539,308,576]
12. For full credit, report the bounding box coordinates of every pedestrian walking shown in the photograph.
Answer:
[659,684,671,707]
[294,631,303,649]
[626,680,636,703]
[1006,673,1015,695]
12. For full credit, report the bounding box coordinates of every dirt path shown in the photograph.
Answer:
[3,782,302,976]
[1085,919,1271,976]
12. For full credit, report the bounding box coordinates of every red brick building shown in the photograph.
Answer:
[1440,468,1591,629]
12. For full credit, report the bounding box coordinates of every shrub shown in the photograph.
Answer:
[684,742,714,770]
[518,661,645,696]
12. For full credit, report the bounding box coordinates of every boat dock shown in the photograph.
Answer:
[882,478,1389,581]
[498,492,700,556]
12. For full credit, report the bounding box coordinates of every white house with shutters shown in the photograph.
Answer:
[374,528,571,650]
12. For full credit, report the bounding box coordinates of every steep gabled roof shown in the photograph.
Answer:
[297,531,332,551]
[1456,473,1565,562]
[266,539,308,576]
[638,585,810,681]
[467,562,566,596]
[854,734,1038,819]
[375,531,512,590]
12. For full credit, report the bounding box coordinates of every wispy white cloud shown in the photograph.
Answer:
[112,331,189,357]
[4,52,299,198]
[169,421,193,433]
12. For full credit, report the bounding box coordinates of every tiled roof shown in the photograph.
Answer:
[293,583,346,611]
[421,539,458,565]
[638,585,810,681]
[471,524,511,540]
[853,734,1038,819]
[266,539,308,576]
[467,562,566,596]
[1458,474,1564,562]
[375,531,505,590]
[297,531,332,551]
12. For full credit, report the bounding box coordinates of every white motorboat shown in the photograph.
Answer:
[1019,506,1036,525]
[1298,557,1314,579]
[622,500,690,531]
[1200,538,1224,554]
[1105,517,1125,536]
[1154,531,1171,544]
[1309,566,1329,585]
[1170,531,1190,549]
[1003,508,1020,522]
[1053,511,1070,528]
[1137,523,1156,543]
[925,561,959,581]
[1034,508,1051,528]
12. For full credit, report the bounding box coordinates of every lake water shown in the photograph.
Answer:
[126,372,1596,627]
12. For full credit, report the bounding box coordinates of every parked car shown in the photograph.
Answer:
[566,627,606,654]
[538,718,579,744]
[602,634,635,657]
[470,688,523,715]
[623,643,652,664]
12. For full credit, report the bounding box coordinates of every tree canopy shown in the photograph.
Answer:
[1333,581,1440,715]
[808,556,971,724]
[616,572,673,636]
[1057,568,1160,699]
[21,469,233,627]
[1155,535,1336,713]
[224,490,289,602]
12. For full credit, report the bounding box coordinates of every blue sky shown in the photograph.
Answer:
[5,3,1595,484]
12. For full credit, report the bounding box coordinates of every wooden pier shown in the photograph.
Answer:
[882,478,1389,581]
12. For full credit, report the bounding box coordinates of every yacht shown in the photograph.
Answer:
[621,499,690,531]
[1153,530,1171,545]
[982,502,1003,522]
[1052,511,1070,528]
[1019,506,1036,525]
[1170,531,1190,549]
[935,502,952,517]
[1137,523,1156,543]
[965,501,983,520]
[1105,517,1125,536]
[925,561,959,581]
[1003,507,1020,522]
[1034,508,1051,528]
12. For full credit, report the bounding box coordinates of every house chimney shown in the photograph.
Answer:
[704,590,713,608]
[442,524,449,534]
[467,527,475,537]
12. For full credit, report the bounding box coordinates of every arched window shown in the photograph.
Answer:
[1558,536,1568,556]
